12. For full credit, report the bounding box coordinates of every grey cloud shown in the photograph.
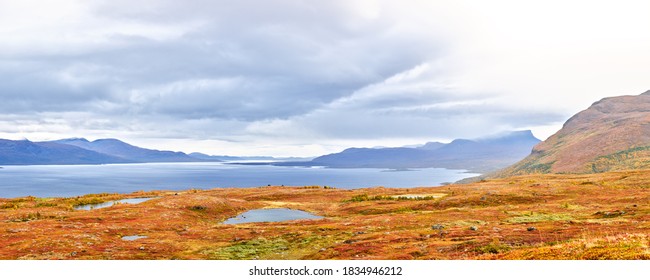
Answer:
[3,0,441,123]
[252,70,570,142]
[281,104,567,141]
[0,68,111,113]
[0,1,577,153]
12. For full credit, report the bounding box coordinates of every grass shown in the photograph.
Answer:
[491,234,650,260]
[0,170,648,259]
[506,212,574,223]
[590,146,650,173]
[207,238,291,260]
[345,193,444,202]
[475,242,512,254]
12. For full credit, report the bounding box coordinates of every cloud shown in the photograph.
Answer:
[243,63,566,143]
[0,0,648,156]
[1,1,442,120]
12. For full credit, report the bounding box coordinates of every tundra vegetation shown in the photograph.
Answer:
[0,171,648,260]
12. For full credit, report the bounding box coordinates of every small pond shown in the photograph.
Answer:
[74,197,157,210]
[222,208,323,225]
[391,193,447,199]
[121,235,147,241]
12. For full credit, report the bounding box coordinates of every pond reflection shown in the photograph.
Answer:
[222,208,323,224]
[74,197,156,210]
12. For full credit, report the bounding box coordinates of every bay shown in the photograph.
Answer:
[0,162,478,198]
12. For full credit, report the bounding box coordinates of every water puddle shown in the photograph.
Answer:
[222,208,323,225]
[391,193,447,199]
[74,197,157,210]
[121,235,147,241]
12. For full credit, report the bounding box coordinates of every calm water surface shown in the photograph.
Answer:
[74,197,157,210]
[121,235,147,241]
[222,208,323,224]
[0,162,478,198]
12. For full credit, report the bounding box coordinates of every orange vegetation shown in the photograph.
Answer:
[0,170,648,260]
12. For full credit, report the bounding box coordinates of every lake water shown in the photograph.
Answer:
[121,235,148,241]
[0,162,478,198]
[222,208,323,224]
[74,197,157,210]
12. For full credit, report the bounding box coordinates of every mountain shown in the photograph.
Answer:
[418,141,445,150]
[0,139,132,165]
[53,138,199,163]
[310,147,429,168]
[0,137,310,166]
[188,152,280,161]
[305,130,540,172]
[497,90,650,176]
[188,152,229,161]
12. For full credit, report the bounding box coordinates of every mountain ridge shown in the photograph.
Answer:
[52,138,200,163]
[495,90,650,177]
[298,130,540,172]
[0,139,133,165]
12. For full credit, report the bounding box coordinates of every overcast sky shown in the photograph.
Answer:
[1,0,649,156]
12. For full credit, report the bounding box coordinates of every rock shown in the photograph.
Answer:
[190,205,207,210]
[469,226,478,231]
[431,224,445,230]
[527,227,536,231]
[139,246,145,250]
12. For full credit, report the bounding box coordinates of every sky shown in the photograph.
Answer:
[1,0,649,157]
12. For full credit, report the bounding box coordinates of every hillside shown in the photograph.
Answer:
[497,90,650,176]
[308,130,540,172]
[0,139,132,165]
[52,138,200,163]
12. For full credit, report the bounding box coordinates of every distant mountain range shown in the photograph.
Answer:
[495,89,650,177]
[278,130,540,172]
[6,90,650,176]
[0,138,308,166]
[53,138,200,163]
[0,131,540,171]
[0,139,133,165]
[0,138,211,165]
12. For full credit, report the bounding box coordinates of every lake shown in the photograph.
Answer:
[0,162,478,198]
[73,197,157,210]
[222,208,323,224]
